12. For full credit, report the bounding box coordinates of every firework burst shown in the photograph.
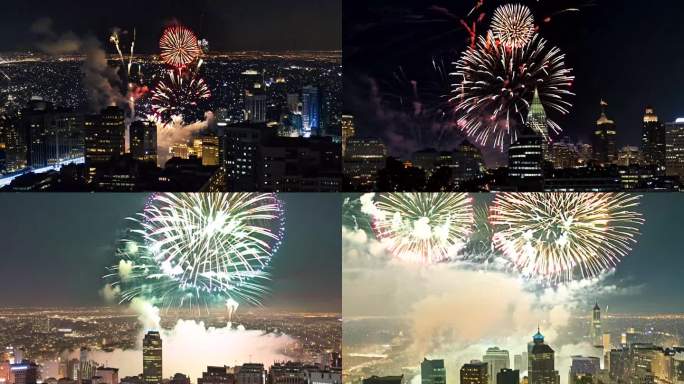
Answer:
[370,193,474,264]
[160,25,202,68]
[106,193,286,312]
[491,4,535,49]
[490,193,644,283]
[450,33,574,148]
[151,68,211,125]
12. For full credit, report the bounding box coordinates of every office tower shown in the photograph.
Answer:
[592,100,617,166]
[616,146,642,167]
[95,368,119,384]
[16,97,85,169]
[198,366,234,384]
[421,358,446,384]
[527,89,549,159]
[344,137,387,189]
[287,93,301,114]
[569,356,600,384]
[130,120,157,163]
[453,140,485,185]
[497,369,519,384]
[508,125,543,189]
[193,135,220,166]
[483,347,510,384]
[362,377,403,384]
[461,360,489,384]
[412,148,440,177]
[590,302,602,347]
[67,359,80,381]
[549,137,579,169]
[170,373,192,384]
[11,362,38,384]
[514,355,524,372]
[236,363,264,384]
[341,115,355,156]
[641,107,666,174]
[170,143,191,160]
[85,106,125,165]
[244,86,267,123]
[302,86,321,137]
[269,362,308,384]
[666,118,684,182]
[602,334,612,370]
[143,331,162,384]
[528,329,559,384]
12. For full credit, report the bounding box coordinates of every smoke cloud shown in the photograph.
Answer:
[74,320,295,381]
[156,112,216,166]
[343,224,635,384]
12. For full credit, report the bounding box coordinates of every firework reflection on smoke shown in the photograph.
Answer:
[490,193,644,284]
[451,33,574,149]
[369,193,474,264]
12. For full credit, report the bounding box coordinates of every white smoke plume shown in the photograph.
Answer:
[343,226,632,384]
[156,112,216,166]
[99,284,121,303]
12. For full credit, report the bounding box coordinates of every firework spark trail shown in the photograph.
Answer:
[450,33,574,149]
[370,193,474,264]
[160,25,202,69]
[151,68,211,125]
[106,193,286,313]
[489,193,644,284]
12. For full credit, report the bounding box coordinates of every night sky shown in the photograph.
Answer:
[0,0,341,53]
[0,194,341,312]
[344,0,684,161]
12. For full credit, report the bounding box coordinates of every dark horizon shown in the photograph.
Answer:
[0,0,342,54]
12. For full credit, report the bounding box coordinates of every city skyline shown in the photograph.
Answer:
[344,0,684,160]
[0,193,341,312]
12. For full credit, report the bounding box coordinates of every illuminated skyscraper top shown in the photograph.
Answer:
[527,88,549,159]
[593,100,617,166]
[590,302,602,347]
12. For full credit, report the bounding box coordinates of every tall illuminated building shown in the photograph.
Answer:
[85,106,126,180]
[461,360,488,384]
[508,125,543,189]
[421,358,446,384]
[527,88,549,159]
[592,100,617,166]
[236,363,264,384]
[244,86,267,123]
[528,329,559,384]
[129,120,157,164]
[641,107,666,174]
[665,118,684,182]
[302,86,321,137]
[341,115,355,156]
[569,356,600,384]
[483,347,510,384]
[193,135,220,166]
[10,362,38,384]
[143,331,162,384]
[497,369,519,384]
[590,302,602,347]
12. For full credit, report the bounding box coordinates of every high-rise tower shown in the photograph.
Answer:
[143,331,162,384]
[483,347,510,384]
[528,328,559,384]
[590,302,602,347]
[421,358,446,384]
[641,107,666,174]
[592,100,617,166]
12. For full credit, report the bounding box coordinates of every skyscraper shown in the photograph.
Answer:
[302,86,321,137]
[568,356,600,384]
[341,115,355,156]
[10,362,38,384]
[528,329,559,384]
[526,88,549,159]
[461,360,489,384]
[483,347,510,384]
[665,118,684,182]
[497,369,519,384]
[641,107,666,175]
[85,106,126,172]
[236,363,264,384]
[508,125,543,190]
[421,358,446,384]
[592,100,617,166]
[143,331,162,384]
[129,120,158,164]
[590,302,602,347]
